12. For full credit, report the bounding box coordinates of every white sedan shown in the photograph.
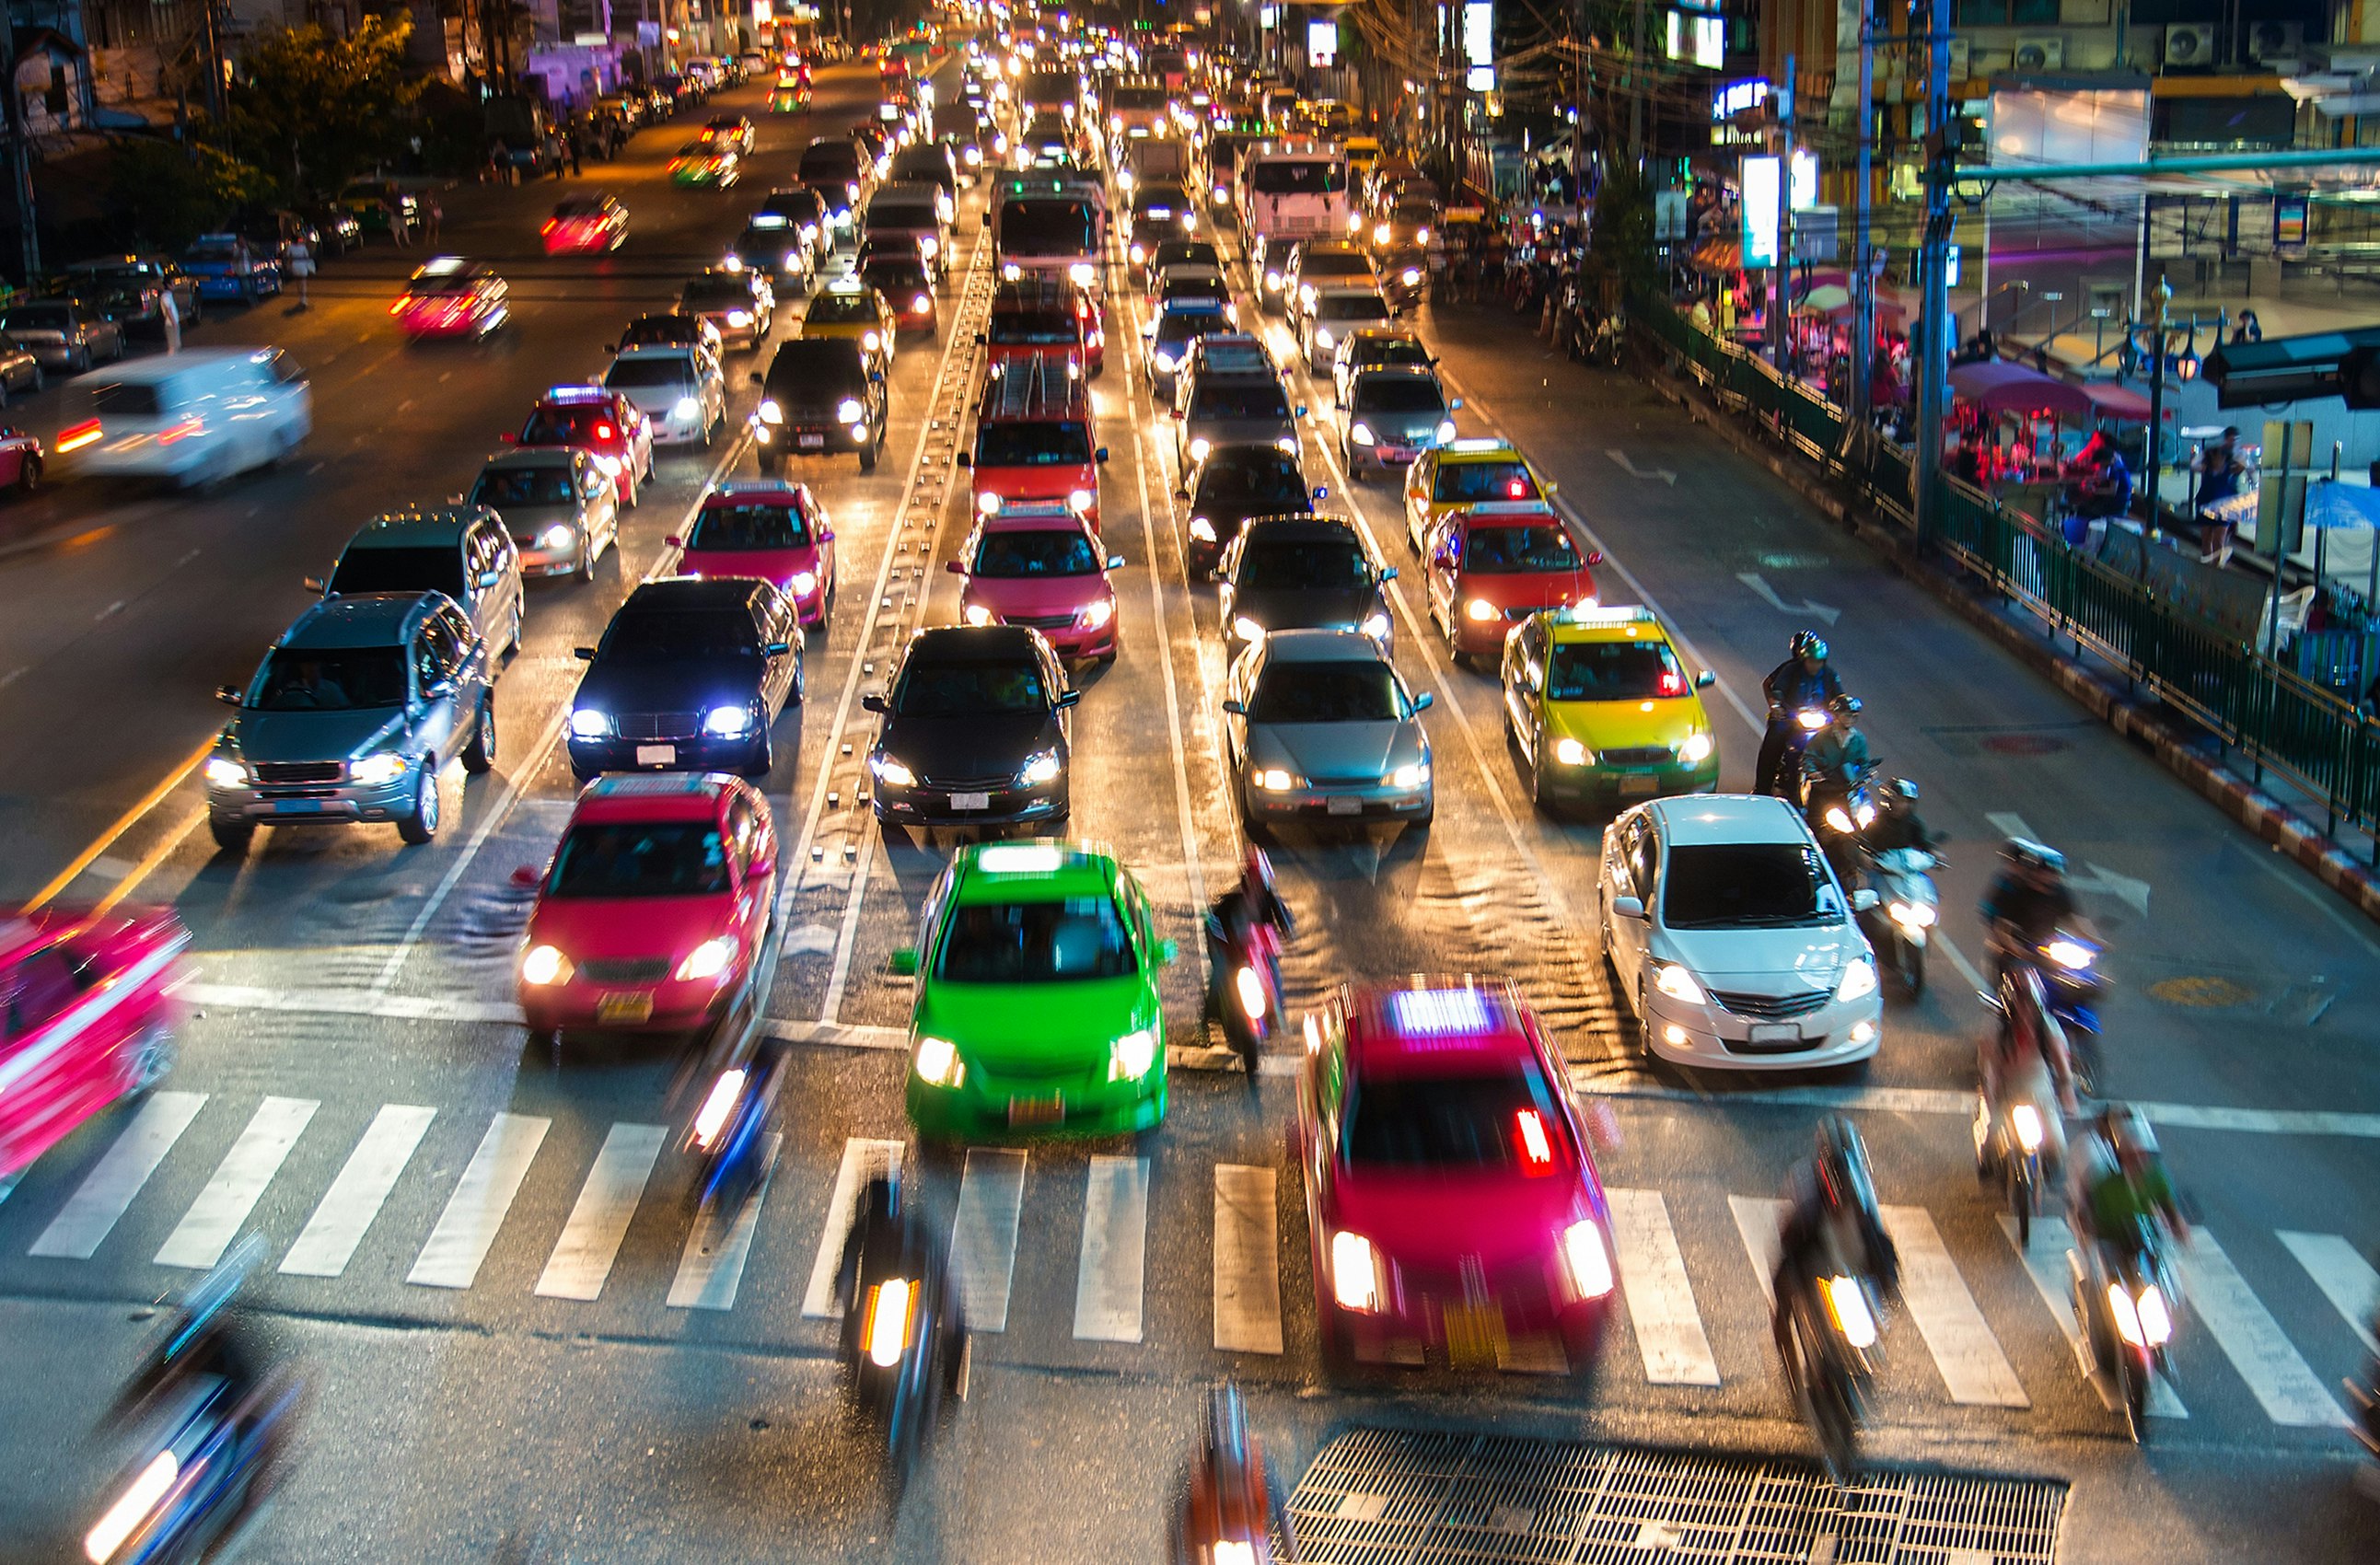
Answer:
[1598,794,1882,1072]
[601,344,726,447]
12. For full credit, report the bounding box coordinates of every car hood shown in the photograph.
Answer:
[1357,414,1445,446]
[972,465,1094,502]
[1325,1164,1596,1274]
[229,708,407,765]
[1654,923,1869,988]
[1545,695,1702,748]
[679,545,818,587]
[968,575,1106,617]
[917,976,1148,1072]
[577,656,763,712]
[1233,585,1379,633]
[878,709,1057,780]
[529,897,734,961]
[1248,720,1420,785]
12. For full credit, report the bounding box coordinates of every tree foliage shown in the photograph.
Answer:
[215,16,425,205]
[105,137,278,253]
[1591,157,1657,296]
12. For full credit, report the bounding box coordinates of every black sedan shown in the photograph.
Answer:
[1180,443,1316,578]
[566,577,805,781]
[864,626,1075,831]
[1217,515,1396,653]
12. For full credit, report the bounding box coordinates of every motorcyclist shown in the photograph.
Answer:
[1756,631,1846,795]
[1798,695,1873,811]
[1979,838,2079,982]
[2068,1104,2188,1258]
[1772,1116,1899,1349]
[1207,846,1294,1001]
[1979,964,2076,1180]
[128,1235,267,1415]
[1863,777,1936,855]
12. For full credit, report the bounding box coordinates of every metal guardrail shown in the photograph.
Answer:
[1636,294,2380,845]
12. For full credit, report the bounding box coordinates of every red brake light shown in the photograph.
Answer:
[56,417,101,452]
[1506,479,1527,498]
[1514,1108,1555,1173]
[1657,670,1686,698]
[593,422,616,440]
[541,218,558,235]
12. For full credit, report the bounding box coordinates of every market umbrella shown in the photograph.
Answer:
[1798,284,1852,314]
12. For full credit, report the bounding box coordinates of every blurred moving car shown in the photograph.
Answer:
[392,258,510,341]
[543,194,630,255]
[64,347,311,488]
[670,139,742,187]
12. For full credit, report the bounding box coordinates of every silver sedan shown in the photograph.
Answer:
[1223,628,1434,833]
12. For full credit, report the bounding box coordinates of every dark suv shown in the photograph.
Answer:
[749,338,889,471]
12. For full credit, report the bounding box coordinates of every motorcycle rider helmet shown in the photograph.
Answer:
[1828,694,1863,719]
[2001,837,2066,888]
[1789,630,1829,663]
[1812,1114,1875,1213]
[2099,1103,2158,1163]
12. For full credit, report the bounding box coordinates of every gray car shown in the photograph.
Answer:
[205,591,496,851]
[314,505,526,663]
[0,298,125,373]
[1172,337,1303,470]
[464,447,621,580]
[1223,629,1434,832]
[1336,365,1457,481]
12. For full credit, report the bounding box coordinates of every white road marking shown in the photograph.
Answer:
[1074,1153,1151,1343]
[668,1132,782,1311]
[279,1104,435,1278]
[534,1121,667,1301]
[1728,1194,1783,1305]
[1605,449,1678,484]
[2173,1228,2350,1427]
[407,1112,550,1290]
[801,1136,904,1318]
[949,1147,1027,1333]
[1997,1212,2188,1418]
[153,1096,318,1269]
[1212,1163,1283,1354]
[1736,571,1839,626]
[1879,1204,2029,1407]
[1125,338,1210,915]
[1604,1187,1720,1385]
[29,1091,207,1258]
[2276,1230,2380,1355]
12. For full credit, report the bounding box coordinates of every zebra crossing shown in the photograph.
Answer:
[6,1090,2374,1440]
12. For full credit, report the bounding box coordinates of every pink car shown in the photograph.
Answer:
[1300,977,1617,1375]
[0,905,192,1200]
[669,481,839,629]
[947,499,1123,662]
[517,773,779,1042]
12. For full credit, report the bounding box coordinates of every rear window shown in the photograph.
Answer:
[688,502,812,550]
[1316,295,1391,323]
[867,198,939,226]
[862,261,930,295]
[806,292,880,326]
[989,310,1075,345]
[329,544,465,598]
[999,200,1095,255]
[1155,313,1225,348]
[1248,159,1345,195]
[799,145,861,180]
[1434,460,1538,503]
[1341,1065,1571,1171]
[549,821,730,898]
[976,420,1093,467]
[606,357,696,389]
[94,381,164,418]
[521,406,620,446]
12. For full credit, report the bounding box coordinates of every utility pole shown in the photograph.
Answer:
[1629,0,1644,168]
[2141,272,2170,516]
[1770,53,1793,375]
[1848,0,1875,426]
[4,57,36,283]
[1911,0,1953,545]
[202,0,226,121]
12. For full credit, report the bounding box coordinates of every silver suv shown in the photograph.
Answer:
[206,591,495,852]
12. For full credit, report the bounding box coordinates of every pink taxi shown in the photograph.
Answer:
[947,498,1124,662]
[668,481,840,630]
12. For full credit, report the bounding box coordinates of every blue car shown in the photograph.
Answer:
[180,234,281,304]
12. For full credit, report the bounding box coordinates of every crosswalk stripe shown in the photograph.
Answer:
[407,1113,551,1290]
[1997,1213,2188,1418]
[29,1091,207,1259]
[802,1136,904,1318]
[2174,1229,2350,1428]
[2276,1231,2380,1356]
[1074,1153,1151,1343]
[1605,1188,1719,1386]
[1728,1194,1783,1305]
[1879,1206,2029,1408]
[535,1122,668,1301]
[154,1096,318,1270]
[1212,1163,1283,1355]
[280,1106,436,1279]
[668,1133,782,1311]
[950,1148,1027,1334]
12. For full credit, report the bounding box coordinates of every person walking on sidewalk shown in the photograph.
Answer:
[158,284,180,353]
[284,234,313,311]
[567,122,584,177]
[422,192,442,246]
[2193,425,2246,565]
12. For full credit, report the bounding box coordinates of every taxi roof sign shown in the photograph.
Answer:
[974,842,1072,875]
[587,773,723,797]
[1557,603,1658,628]
[1384,986,1495,1039]
[1461,500,1559,516]
[1446,437,1516,454]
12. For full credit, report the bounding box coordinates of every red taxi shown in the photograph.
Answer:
[959,352,1107,530]
[983,274,1103,378]
[542,194,630,255]
[947,498,1124,661]
[506,386,656,507]
[0,905,192,1200]
[391,256,510,340]
[1421,501,1601,664]
[668,480,839,629]
[1300,978,1616,1376]
[517,773,779,1042]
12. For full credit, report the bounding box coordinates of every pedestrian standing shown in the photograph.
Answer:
[158,284,181,353]
[423,194,442,246]
[387,194,410,248]
[284,234,314,310]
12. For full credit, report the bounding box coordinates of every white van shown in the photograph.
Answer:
[63,347,312,487]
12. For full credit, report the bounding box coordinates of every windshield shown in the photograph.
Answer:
[521,406,619,446]
[599,609,758,659]
[1545,641,1686,701]
[1317,295,1390,323]
[328,545,464,598]
[1663,842,1840,929]
[548,821,730,898]
[1155,313,1225,348]
[990,310,1074,344]
[1353,378,1444,413]
[1150,243,1218,270]
[1192,382,1290,421]
[1237,537,1369,591]
[1300,253,1373,280]
[975,421,1092,467]
[974,528,1098,577]
[620,317,699,347]
[1248,159,1345,195]
[893,655,1050,714]
[688,502,810,550]
[1462,525,1578,573]
[471,465,575,508]
[1342,1066,1570,1170]
[935,896,1136,982]
[406,272,477,296]
[806,292,878,326]
[799,147,860,180]
[1112,85,1167,110]
[606,357,696,389]
[1197,456,1307,508]
[1392,202,1437,226]
[681,278,751,310]
[892,151,950,180]
[1000,201,1095,254]
[249,646,409,711]
[553,199,606,218]
[1250,663,1399,722]
[1133,186,1189,216]
[1434,460,1538,503]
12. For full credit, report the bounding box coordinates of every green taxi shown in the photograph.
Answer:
[893,840,1173,1139]
[1500,604,1720,814]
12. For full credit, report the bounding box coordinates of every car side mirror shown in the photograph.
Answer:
[1222,698,1246,715]
[1056,689,1081,709]
[1107,553,1125,569]
[765,641,793,655]
[1411,691,1434,712]
[862,691,889,713]
[1379,565,1398,582]
[603,343,618,354]
[888,946,920,976]
[1852,887,1882,912]
[748,851,776,878]
[1294,404,1307,417]
[1450,396,1464,409]
[574,646,597,661]
[1545,481,1560,496]
[1312,484,1329,498]
[510,865,541,888]
[818,527,834,543]
[749,372,765,386]
[479,571,503,589]
[303,574,327,593]
[1608,894,1646,921]
[1695,670,1716,689]
[1586,551,1605,567]
[1096,447,1109,463]
[955,451,971,467]
[215,683,243,706]
[665,534,685,548]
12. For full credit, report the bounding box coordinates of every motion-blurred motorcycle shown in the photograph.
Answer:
[835,1170,966,1500]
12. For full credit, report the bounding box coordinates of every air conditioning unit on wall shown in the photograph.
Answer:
[2163,23,2218,68]
[2013,35,2064,70]
[2248,20,2304,64]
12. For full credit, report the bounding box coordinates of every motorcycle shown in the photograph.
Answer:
[1204,908,1283,1078]
[1859,845,1938,998]
[2002,931,2105,1097]
[1800,758,1877,887]
[2344,1309,2380,1500]
[837,1172,966,1500]
[1975,1094,2054,1247]
[1178,1381,1285,1565]
[2069,1213,2177,1442]
[684,1035,786,1212]
[1762,705,1831,798]
[1776,1263,1879,1485]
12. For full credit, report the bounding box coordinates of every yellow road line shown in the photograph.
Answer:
[26,736,215,910]
[89,808,206,916]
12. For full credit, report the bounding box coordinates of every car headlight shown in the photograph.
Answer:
[1313,326,1335,349]
[1562,1219,1616,1299]
[1349,421,1376,446]
[1653,962,1706,1004]
[965,146,982,165]
[1067,488,1094,514]
[703,704,754,737]
[758,400,784,423]
[1230,615,1266,643]
[1554,736,1590,767]
[1129,243,1146,264]
[1108,1024,1158,1081]
[1346,212,1364,233]
[350,752,409,786]
[1374,223,1391,245]
[569,708,611,739]
[540,522,576,550]
[520,944,572,985]
[1401,266,1422,286]
[203,756,248,789]
[1360,611,1391,642]
[1151,350,1177,373]
[676,935,737,980]
[1387,761,1429,790]
[1263,270,1281,290]
[1465,597,1499,622]
[1213,183,1227,199]
[672,396,701,420]
[1069,262,1095,284]
[784,251,802,270]
[961,601,997,626]
[1836,958,1879,1003]
[1189,437,1212,462]
[1002,261,1021,280]
[870,752,916,787]
[1329,1230,1382,1312]
[913,1034,964,1086]
[1018,748,1062,785]
[1252,767,1299,792]
[1190,516,1215,541]
[1298,284,1316,307]
[1083,597,1114,629]
[592,455,621,475]
[862,330,884,353]
[1417,227,1432,245]
[836,397,865,423]
[725,310,752,327]
[789,570,818,597]
[1678,732,1713,765]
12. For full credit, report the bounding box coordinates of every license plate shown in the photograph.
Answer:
[598,991,655,1025]
[1749,1022,1801,1045]
[271,798,326,814]
[796,433,826,449]
[1619,774,1661,796]
[1443,1301,1506,1369]
[1381,446,1415,461]
[1325,796,1363,817]
[635,744,676,766]
[951,792,992,811]
[1006,1093,1063,1127]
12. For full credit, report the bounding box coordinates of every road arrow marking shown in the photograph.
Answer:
[1605,448,1677,484]
[2073,862,2153,918]
[1736,571,1841,626]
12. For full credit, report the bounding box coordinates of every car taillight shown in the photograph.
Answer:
[389,298,408,315]
[56,418,100,452]
[541,218,558,235]
[594,422,616,440]
[1513,1108,1556,1174]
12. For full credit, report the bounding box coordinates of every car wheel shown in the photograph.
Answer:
[1527,737,1553,814]
[744,724,773,780]
[29,365,41,392]
[578,535,598,583]
[461,700,496,773]
[208,817,254,853]
[859,440,877,473]
[124,1024,178,1094]
[71,346,89,374]
[622,473,640,509]
[505,601,523,657]
[16,455,39,495]
[396,764,440,844]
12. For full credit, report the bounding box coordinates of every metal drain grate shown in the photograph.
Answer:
[1283,1428,2066,1565]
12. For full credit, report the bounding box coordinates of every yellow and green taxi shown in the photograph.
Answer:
[768,73,813,113]
[1402,437,1554,554]
[668,139,741,187]
[1500,604,1719,814]
[892,840,1174,1140]
[797,278,900,376]
[1342,134,1383,178]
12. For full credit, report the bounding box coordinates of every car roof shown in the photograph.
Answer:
[1645,794,1810,846]
[1542,603,1672,646]
[622,576,767,610]
[83,347,272,385]
[905,623,1043,661]
[280,591,446,648]
[1259,628,1384,664]
[948,840,1118,904]
[1457,500,1560,523]
[1243,514,1361,543]
[983,504,1091,534]
[1297,240,1368,260]
[572,771,736,824]
[346,506,493,547]
[1343,979,1540,1076]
